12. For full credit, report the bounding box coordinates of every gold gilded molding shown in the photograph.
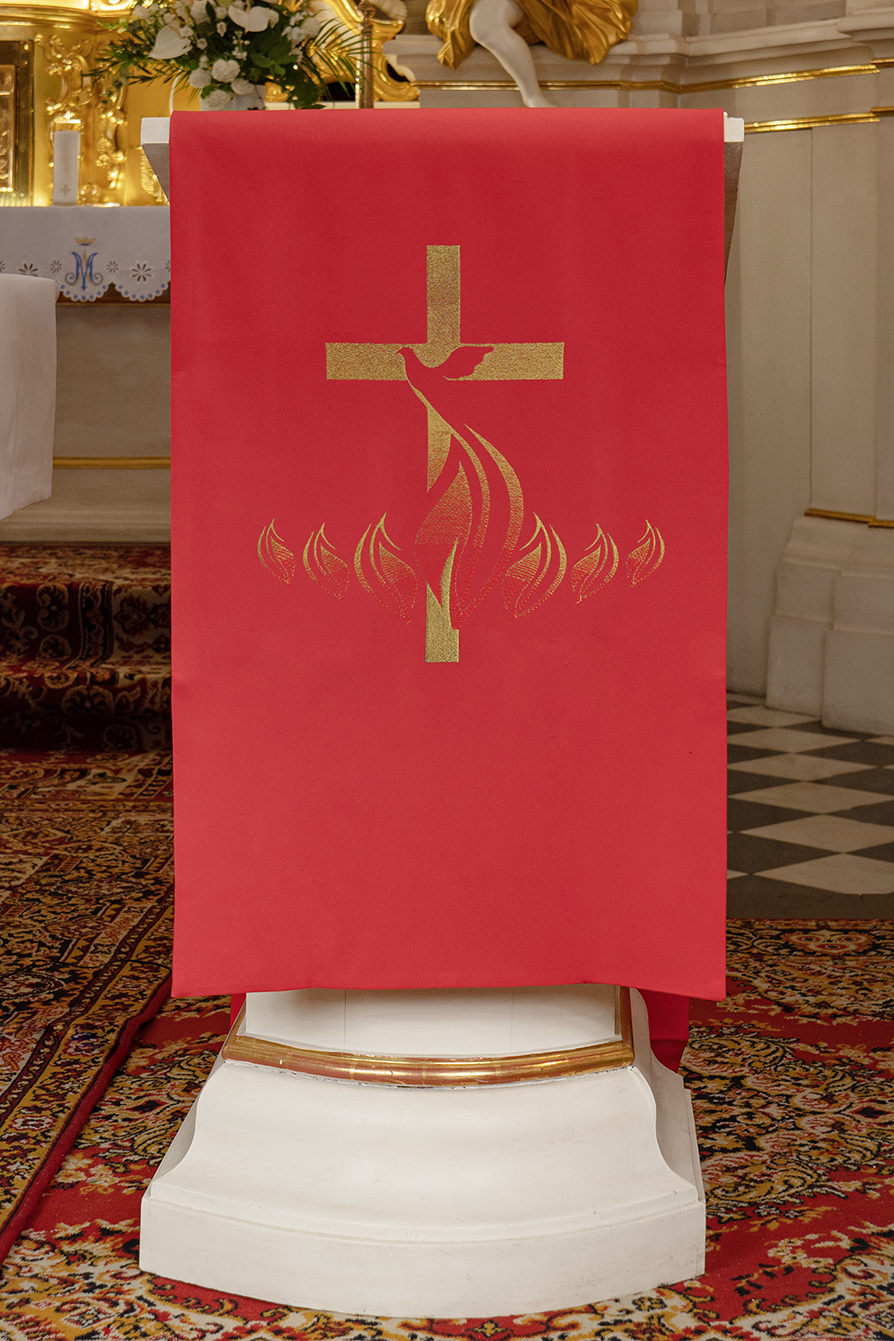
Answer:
[412,78,675,89]
[692,62,877,91]
[0,41,33,202]
[140,145,167,204]
[222,987,635,1087]
[40,28,125,203]
[53,455,171,468]
[4,15,136,205]
[318,0,418,100]
[0,65,13,192]
[43,31,93,134]
[746,111,879,132]
[805,507,894,528]
[95,72,125,198]
[414,60,883,96]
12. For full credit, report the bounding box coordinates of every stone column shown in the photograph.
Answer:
[767,16,894,731]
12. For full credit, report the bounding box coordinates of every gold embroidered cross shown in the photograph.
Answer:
[326,245,564,662]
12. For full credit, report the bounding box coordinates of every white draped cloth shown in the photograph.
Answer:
[0,274,56,520]
[0,207,170,302]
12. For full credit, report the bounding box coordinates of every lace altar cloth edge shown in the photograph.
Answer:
[0,207,170,302]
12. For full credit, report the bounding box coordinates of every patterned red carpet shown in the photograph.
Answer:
[0,545,171,749]
[0,748,173,1262]
[1,920,892,1339]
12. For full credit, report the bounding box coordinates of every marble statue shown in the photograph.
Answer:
[425,0,637,106]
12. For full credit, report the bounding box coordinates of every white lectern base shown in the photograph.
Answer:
[140,987,704,1316]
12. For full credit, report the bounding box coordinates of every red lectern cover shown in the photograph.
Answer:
[170,108,728,998]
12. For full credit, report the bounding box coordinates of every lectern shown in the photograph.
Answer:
[140,108,741,1314]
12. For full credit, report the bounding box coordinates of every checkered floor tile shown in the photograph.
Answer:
[727,696,894,917]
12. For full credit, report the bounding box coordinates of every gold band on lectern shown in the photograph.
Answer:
[222,986,634,1086]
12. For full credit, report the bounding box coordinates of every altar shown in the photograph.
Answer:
[0,205,171,544]
[0,207,170,303]
[0,273,56,521]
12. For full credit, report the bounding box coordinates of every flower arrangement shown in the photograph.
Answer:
[95,0,354,109]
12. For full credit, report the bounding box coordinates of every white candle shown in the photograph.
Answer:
[52,130,80,205]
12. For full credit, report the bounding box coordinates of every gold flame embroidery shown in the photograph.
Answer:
[258,519,295,585]
[503,516,567,620]
[415,426,524,630]
[355,516,417,622]
[303,525,350,600]
[627,521,665,586]
[571,526,619,601]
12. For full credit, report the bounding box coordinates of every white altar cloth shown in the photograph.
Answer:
[0,207,170,302]
[0,274,56,520]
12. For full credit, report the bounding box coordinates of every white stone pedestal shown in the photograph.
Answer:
[140,986,704,1316]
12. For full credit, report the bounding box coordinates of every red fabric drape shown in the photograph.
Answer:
[170,109,728,999]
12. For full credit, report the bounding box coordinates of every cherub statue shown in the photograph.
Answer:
[425,0,637,107]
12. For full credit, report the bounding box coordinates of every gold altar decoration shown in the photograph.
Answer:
[0,0,179,206]
[426,0,636,73]
[306,0,417,102]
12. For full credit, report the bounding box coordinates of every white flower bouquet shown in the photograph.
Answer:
[95,0,354,109]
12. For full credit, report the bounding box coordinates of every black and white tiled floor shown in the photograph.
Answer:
[727,695,894,918]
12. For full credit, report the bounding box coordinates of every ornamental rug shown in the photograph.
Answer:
[0,748,174,1264]
[2,920,894,1340]
[0,545,171,750]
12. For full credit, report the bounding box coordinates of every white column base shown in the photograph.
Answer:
[140,988,704,1316]
[767,515,894,733]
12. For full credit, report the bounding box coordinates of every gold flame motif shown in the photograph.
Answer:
[258,519,295,585]
[627,521,665,586]
[502,516,567,620]
[415,422,524,631]
[355,516,417,622]
[303,525,350,600]
[570,526,619,601]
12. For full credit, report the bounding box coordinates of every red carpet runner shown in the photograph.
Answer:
[0,748,173,1263]
[1,920,892,1338]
